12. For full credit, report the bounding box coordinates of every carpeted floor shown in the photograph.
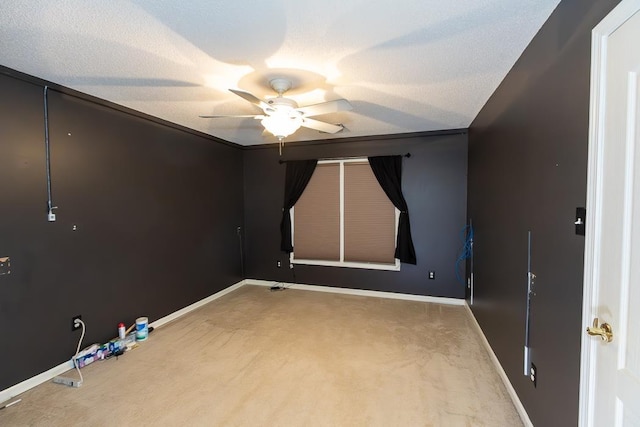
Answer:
[0,284,523,426]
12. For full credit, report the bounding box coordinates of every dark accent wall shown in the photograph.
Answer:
[243,132,468,298]
[467,1,620,426]
[0,71,244,390]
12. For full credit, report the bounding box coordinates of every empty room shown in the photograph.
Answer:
[1,1,638,426]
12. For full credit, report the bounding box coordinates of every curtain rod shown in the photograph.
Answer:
[279,153,410,164]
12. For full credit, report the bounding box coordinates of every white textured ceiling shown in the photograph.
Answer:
[1,0,560,146]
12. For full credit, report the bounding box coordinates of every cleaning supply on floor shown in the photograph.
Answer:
[108,338,124,355]
[125,322,135,335]
[135,317,148,341]
[74,344,100,368]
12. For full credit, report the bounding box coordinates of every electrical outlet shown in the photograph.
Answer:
[428,270,435,280]
[0,257,10,275]
[277,260,282,268]
[530,363,537,387]
[71,315,82,331]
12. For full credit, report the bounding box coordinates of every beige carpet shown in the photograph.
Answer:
[0,285,523,426]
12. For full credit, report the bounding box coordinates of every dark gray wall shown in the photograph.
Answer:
[0,70,244,390]
[467,1,620,426]
[243,132,468,297]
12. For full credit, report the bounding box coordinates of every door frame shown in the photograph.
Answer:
[579,1,640,425]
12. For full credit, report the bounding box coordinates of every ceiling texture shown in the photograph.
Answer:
[1,0,560,146]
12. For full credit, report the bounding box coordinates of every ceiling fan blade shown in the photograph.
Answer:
[199,114,264,119]
[296,99,352,117]
[301,118,344,134]
[229,89,268,108]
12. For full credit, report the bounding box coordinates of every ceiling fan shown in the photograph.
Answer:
[200,78,352,153]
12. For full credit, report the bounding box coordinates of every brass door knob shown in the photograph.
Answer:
[586,317,613,342]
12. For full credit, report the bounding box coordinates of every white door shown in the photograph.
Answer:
[580,1,640,426]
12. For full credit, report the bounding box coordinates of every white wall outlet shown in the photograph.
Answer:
[530,363,537,387]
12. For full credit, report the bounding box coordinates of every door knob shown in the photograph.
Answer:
[586,317,613,342]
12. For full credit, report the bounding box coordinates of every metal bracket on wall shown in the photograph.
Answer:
[524,231,535,376]
[43,86,58,222]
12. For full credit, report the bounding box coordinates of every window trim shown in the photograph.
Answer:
[290,158,401,271]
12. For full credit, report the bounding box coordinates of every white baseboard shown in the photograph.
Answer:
[0,280,246,404]
[0,359,74,404]
[150,280,246,329]
[464,304,533,427]
[244,278,466,305]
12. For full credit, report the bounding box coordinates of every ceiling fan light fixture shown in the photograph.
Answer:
[261,114,302,139]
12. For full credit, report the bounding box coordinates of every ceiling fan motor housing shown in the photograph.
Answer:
[265,97,300,115]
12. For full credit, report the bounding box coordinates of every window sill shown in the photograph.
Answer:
[291,258,401,271]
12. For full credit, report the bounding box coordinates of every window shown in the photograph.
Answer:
[291,159,400,270]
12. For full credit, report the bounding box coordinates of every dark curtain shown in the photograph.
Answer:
[280,159,318,252]
[368,155,417,264]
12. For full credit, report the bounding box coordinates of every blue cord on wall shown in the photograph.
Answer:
[455,224,474,284]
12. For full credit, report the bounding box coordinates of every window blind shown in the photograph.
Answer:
[344,162,396,263]
[293,163,340,261]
